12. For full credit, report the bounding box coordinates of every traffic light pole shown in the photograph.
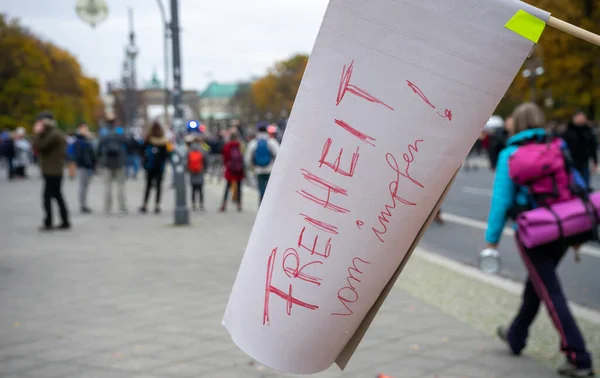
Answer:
[170,0,189,225]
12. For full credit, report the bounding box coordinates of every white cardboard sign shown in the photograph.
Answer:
[223,0,549,374]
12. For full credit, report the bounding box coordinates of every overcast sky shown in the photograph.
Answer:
[2,0,328,92]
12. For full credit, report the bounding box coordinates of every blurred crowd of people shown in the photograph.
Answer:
[466,111,599,185]
[0,127,33,179]
[0,112,282,231]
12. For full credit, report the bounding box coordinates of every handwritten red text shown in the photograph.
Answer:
[406,80,452,121]
[338,61,394,111]
[372,140,424,243]
[334,119,376,147]
[299,213,339,235]
[264,60,399,325]
[264,248,318,326]
[331,257,371,316]
[296,169,350,214]
[319,138,360,177]
[282,248,323,286]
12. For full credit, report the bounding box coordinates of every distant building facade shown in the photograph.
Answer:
[199,82,242,121]
[108,71,199,129]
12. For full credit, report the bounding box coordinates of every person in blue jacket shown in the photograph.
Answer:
[485,103,594,377]
[1,130,16,180]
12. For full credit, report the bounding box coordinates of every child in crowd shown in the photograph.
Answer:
[188,135,209,211]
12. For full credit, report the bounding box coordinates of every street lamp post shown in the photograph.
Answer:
[122,59,132,126]
[125,8,139,129]
[522,65,544,103]
[170,0,189,225]
[521,46,544,104]
[155,0,171,127]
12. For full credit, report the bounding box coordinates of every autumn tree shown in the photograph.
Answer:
[0,14,101,131]
[250,54,309,118]
[499,0,600,120]
[228,82,260,122]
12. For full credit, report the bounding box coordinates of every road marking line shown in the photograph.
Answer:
[442,212,600,259]
[412,247,600,324]
[462,187,492,196]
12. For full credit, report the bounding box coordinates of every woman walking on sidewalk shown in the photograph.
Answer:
[485,103,594,377]
[139,122,169,214]
[219,132,244,212]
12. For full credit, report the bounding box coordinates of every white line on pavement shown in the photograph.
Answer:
[462,186,492,196]
[413,247,600,325]
[442,212,600,259]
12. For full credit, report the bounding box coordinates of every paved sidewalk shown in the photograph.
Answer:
[0,170,569,377]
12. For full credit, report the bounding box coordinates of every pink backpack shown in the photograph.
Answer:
[508,138,574,206]
[509,137,600,248]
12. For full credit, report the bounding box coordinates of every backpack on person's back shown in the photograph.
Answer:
[508,136,600,248]
[102,133,125,169]
[143,145,159,171]
[228,144,244,176]
[508,137,582,206]
[253,139,272,167]
[105,139,121,159]
[74,139,95,169]
[188,149,204,174]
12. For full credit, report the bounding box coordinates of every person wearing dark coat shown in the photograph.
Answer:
[0,130,16,180]
[488,125,510,171]
[561,111,598,187]
[32,111,70,231]
[139,122,169,214]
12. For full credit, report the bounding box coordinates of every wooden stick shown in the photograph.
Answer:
[548,16,600,47]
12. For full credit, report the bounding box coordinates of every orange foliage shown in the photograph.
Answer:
[0,14,102,131]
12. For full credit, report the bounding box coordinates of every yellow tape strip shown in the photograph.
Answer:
[505,9,546,43]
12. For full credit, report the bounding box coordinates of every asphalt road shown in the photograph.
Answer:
[421,163,600,311]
